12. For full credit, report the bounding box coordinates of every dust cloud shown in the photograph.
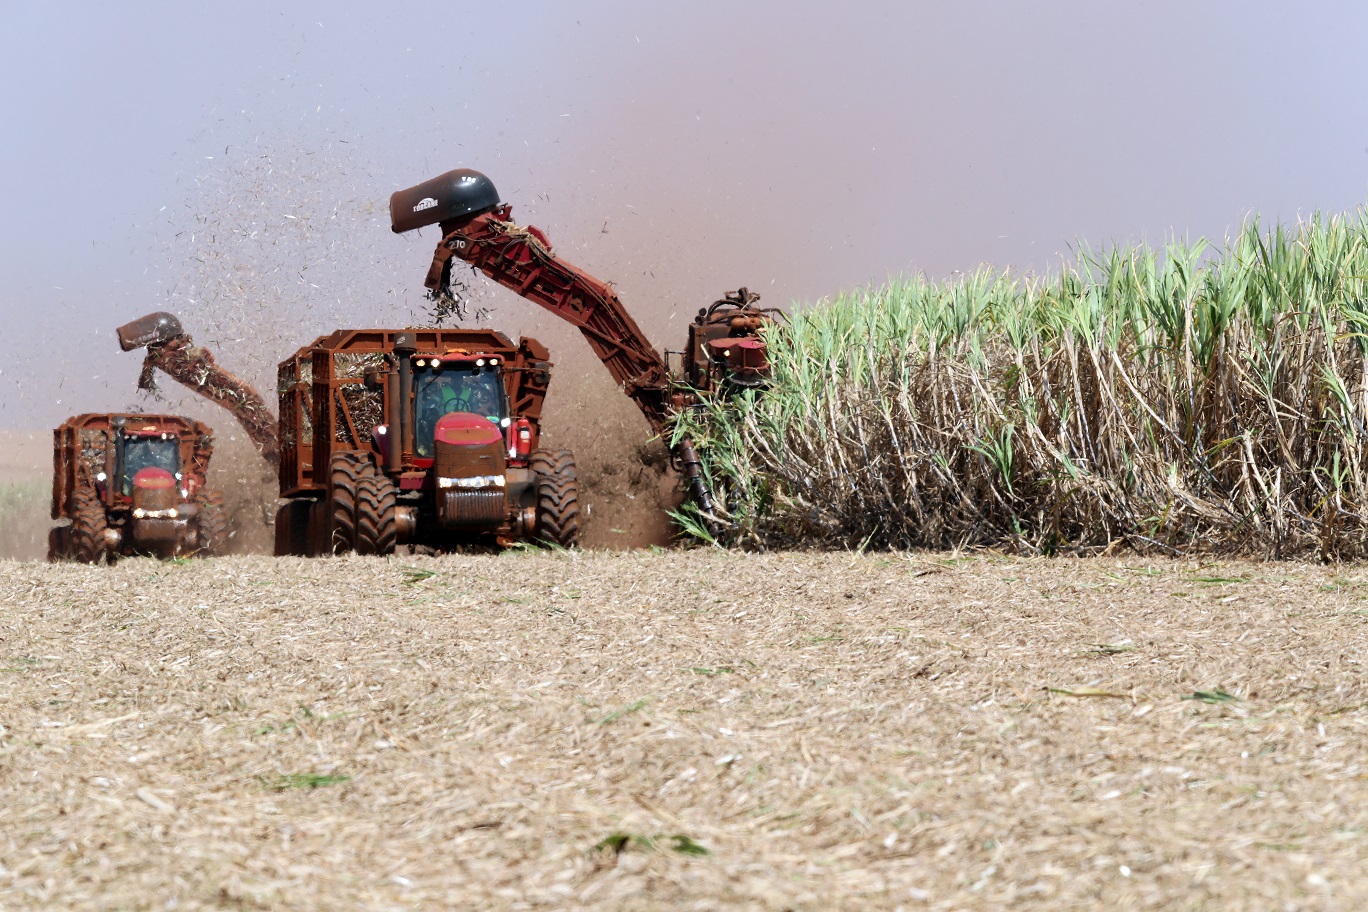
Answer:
[134,135,690,551]
[8,4,1365,558]
[0,429,50,560]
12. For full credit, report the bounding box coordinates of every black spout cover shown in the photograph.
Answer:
[390,169,500,234]
[117,311,184,351]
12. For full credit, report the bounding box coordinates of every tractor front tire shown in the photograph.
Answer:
[355,472,398,556]
[70,488,109,564]
[329,452,367,554]
[195,489,228,556]
[531,447,581,548]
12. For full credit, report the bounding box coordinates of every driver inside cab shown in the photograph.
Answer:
[415,368,505,456]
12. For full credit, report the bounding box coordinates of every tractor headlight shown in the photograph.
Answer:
[132,507,181,520]
[436,474,505,489]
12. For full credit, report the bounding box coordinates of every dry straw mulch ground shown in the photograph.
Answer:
[2,550,1367,910]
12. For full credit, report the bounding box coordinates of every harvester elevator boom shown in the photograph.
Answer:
[422,210,675,438]
[116,312,280,469]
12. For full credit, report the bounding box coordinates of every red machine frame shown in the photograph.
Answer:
[277,327,551,497]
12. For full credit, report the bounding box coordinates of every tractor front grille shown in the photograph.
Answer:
[439,487,505,528]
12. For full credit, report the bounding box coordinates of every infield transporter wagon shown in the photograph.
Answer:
[49,413,227,563]
[270,326,580,555]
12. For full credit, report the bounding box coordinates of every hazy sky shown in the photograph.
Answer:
[3,1,1367,428]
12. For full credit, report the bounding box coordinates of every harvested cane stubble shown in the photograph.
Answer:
[2,550,1366,909]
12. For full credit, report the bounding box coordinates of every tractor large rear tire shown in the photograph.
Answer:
[195,489,228,556]
[355,472,398,556]
[329,452,367,554]
[530,447,581,548]
[70,488,109,564]
[47,526,72,562]
[274,500,311,556]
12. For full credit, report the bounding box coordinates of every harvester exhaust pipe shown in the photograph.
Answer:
[116,312,280,469]
[392,332,417,473]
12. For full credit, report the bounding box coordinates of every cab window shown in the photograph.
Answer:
[414,365,507,457]
[121,436,181,495]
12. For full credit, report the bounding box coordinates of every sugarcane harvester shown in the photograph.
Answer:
[390,169,777,514]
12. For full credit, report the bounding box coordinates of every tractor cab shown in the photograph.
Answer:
[412,352,510,458]
[117,424,183,497]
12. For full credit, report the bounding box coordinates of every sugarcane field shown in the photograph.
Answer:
[5,5,1368,911]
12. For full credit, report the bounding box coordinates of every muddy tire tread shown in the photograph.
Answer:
[355,472,398,556]
[274,500,310,556]
[531,447,581,548]
[195,489,228,556]
[329,453,366,554]
[70,488,109,564]
[47,526,71,563]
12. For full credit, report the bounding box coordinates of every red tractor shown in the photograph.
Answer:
[272,327,579,556]
[49,413,227,563]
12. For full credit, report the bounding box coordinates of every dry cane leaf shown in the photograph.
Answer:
[1045,686,1128,699]
[134,788,176,814]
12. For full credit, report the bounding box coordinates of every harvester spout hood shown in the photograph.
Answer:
[117,311,185,351]
[390,168,501,234]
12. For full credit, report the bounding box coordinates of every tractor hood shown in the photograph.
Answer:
[434,412,502,447]
[131,466,177,490]
[431,412,508,529]
[130,466,182,518]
